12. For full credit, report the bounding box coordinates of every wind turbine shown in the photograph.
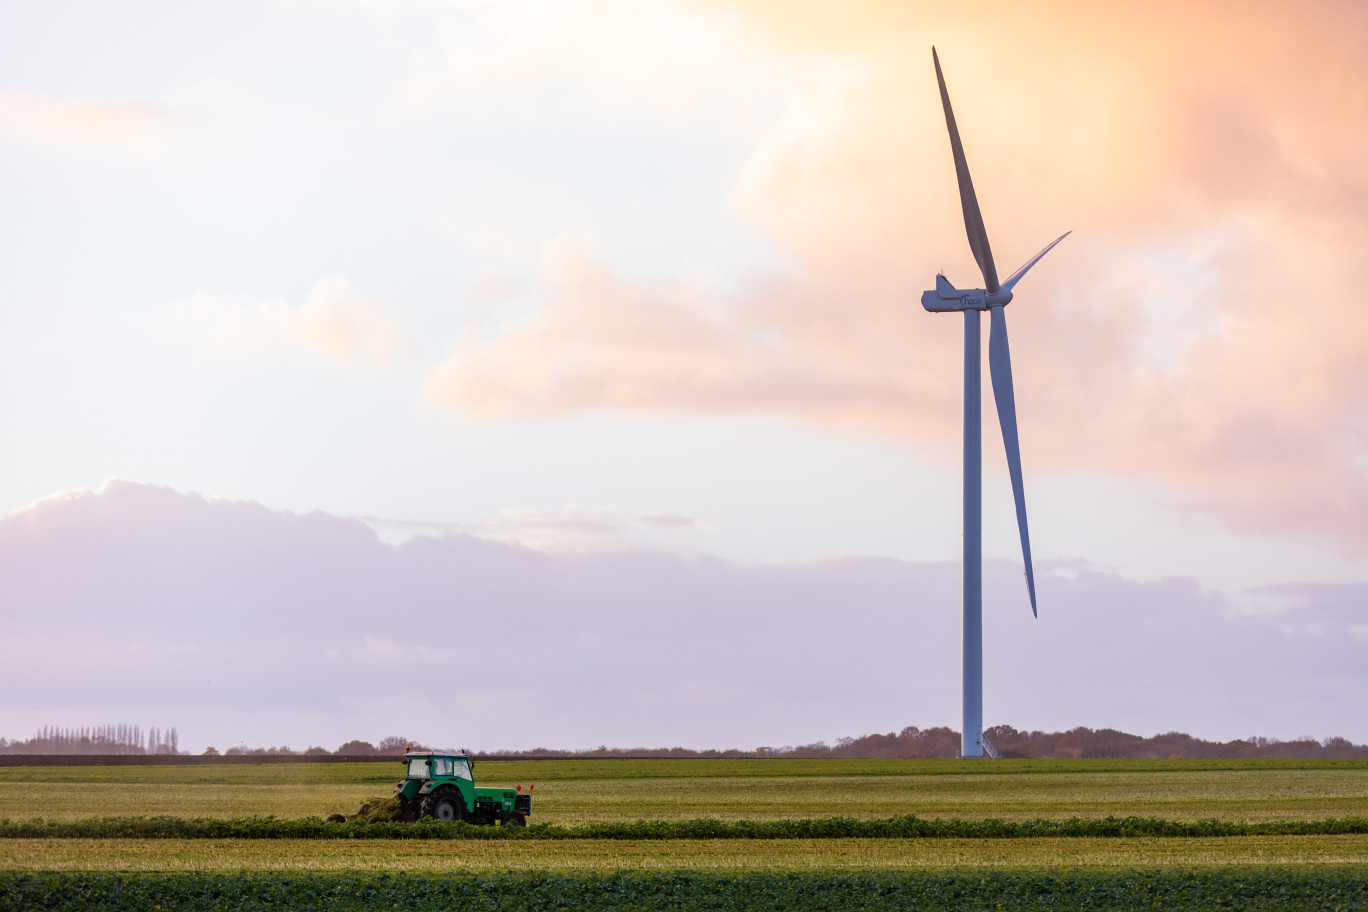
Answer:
[921,48,1068,758]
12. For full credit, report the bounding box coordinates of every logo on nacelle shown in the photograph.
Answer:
[961,294,983,309]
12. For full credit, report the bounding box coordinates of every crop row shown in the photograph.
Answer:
[5,814,1368,840]
[4,869,1367,911]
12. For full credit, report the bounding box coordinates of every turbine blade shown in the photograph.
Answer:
[933,47,999,293]
[1002,231,1072,291]
[988,305,1037,616]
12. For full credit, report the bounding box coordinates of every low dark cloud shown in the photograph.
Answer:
[2,480,1364,752]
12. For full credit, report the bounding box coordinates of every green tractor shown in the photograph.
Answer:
[394,749,532,826]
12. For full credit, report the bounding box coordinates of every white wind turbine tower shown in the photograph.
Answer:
[921,48,1069,758]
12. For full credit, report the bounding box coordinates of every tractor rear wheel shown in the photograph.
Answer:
[421,789,465,822]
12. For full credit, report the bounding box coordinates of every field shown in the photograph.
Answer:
[4,757,1367,822]
[3,758,1367,909]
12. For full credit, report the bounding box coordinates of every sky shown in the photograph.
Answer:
[2,0,1367,752]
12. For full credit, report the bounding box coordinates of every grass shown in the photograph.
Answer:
[3,835,1368,872]
[2,758,1366,823]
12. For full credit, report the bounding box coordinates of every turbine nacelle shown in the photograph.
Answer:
[920,275,1013,312]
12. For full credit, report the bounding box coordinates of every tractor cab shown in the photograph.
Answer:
[405,752,473,782]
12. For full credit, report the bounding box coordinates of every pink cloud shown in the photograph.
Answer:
[420,0,1368,553]
[169,277,416,371]
[0,90,173,154]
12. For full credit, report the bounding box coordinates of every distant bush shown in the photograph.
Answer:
[376,736,414,755]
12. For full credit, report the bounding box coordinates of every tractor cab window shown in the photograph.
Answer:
[431,756,454,777]
[406,757,430,779]
[452,758,473,781]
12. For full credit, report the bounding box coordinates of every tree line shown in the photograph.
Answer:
[777,725,1368,760]
[0,724,179,755]
[480,726,1368,760]
[4,724,1366,759]
[202,736,415,757]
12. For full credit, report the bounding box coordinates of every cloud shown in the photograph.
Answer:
[418,0,1368,555]
[639,512,697,530]
[1244,582,1368,636]
[421,234,920,430]
[360,504,701,551]
[361,636,406,661]
[396,0,815,132]
[169,276,416,370]
[0,79,270,159]
[0,90,173,155]
[480,505,628,540]
[1,480,1365,750]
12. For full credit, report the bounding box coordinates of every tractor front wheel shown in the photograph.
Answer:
[504,811,526,827]
[421,789,465,822]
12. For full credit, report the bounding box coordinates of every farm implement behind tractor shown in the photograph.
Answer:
[393,749,532,826]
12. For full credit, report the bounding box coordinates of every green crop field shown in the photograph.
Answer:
[4,869,1368,912]
[4,758,1366,909]
[3,758,1367,823]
